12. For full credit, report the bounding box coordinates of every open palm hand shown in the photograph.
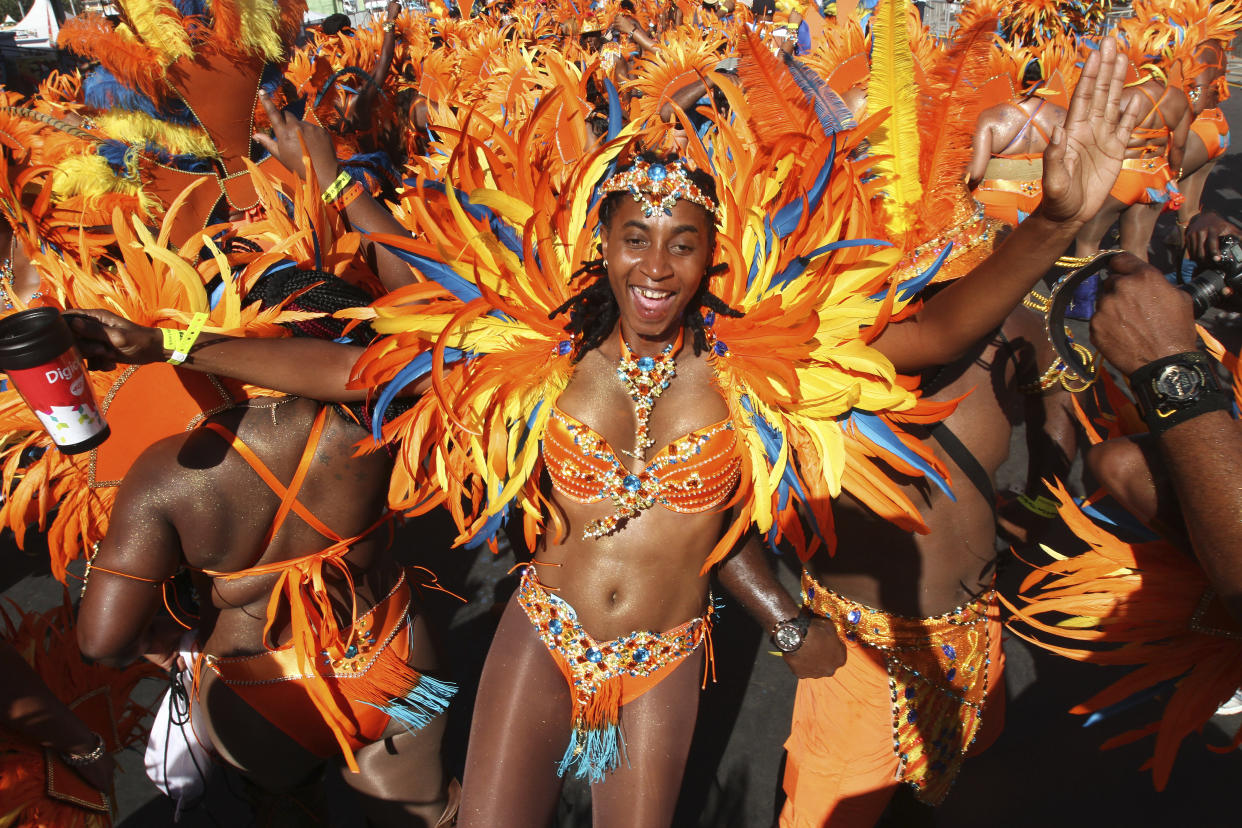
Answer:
[1041,38,1142,225]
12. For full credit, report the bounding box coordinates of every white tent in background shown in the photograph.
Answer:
[11,0,58,47]
[2,16,15,25]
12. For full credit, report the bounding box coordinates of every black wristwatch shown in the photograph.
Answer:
[771,610,811,653]
[1128,351,1230,434]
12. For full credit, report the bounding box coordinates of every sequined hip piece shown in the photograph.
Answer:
[800,570,994,805]
[517,568,713,783]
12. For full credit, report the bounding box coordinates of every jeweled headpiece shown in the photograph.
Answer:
[599,159,719,219]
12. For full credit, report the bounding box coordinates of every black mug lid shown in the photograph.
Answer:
[0,308,75,371]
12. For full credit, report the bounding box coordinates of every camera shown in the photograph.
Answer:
[1181,235,1242,316]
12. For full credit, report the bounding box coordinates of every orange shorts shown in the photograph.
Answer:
[1189,107,1229,163]
[1108,156,1181,207]
[975,177,1043,226]
[780,574,1006,828]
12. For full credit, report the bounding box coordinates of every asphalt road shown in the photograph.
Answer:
[4,77,1242,828]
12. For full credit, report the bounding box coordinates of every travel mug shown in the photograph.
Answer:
[0,308,110,454]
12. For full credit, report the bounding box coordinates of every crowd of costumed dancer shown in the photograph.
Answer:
[0,0,1237,826]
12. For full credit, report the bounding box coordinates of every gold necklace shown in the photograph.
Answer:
[616,330,682,461]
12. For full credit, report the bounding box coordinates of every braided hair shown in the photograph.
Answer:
[550,152,742,362]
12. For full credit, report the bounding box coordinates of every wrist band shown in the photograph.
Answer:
[1145,391,1231,434]
[321,170,353,204]
[167,312,208,366]
[1017,493,1059,519]
[60,733,105,767]
[382,21,397,33]
[329,181,365,211]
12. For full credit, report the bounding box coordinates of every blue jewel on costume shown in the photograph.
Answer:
[806,587,815,601]
[847,609,861,625]
[637,356,655,371]
[549,618,563,634]
[634,648,649,662]
[623,474,641,492]
[647,164,668,182]
[345,643,358,658]
[586,647,603,663]
[905,686,916,699]
[942,643,956,660]
[907,710,918,723]
[703,310,715,327]
[713,341,729,356]
[558,340,573,356]
[946,668,956,682]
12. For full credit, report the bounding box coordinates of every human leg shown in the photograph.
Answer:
[457,594,571,828]
[340,611,454,827]
[1118,201,1163,261]
[1074,195,1125,258]
[589,648,704,828]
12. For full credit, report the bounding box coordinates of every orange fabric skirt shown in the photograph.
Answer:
[517,568,712,783]
[203,572,454,762]
[780,572,1005,828]
[1189,107,1229,163]
[1108,156,1181,206]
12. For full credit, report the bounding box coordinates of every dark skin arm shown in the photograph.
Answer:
[716,530,846,679]
[966,115,997,190]
[1184,210,1241,262]
[0,639,116,792]
[253,91,417,292]
[873,38,1141,373]
[1090,252,1242,621]
[77,445,183,668]
[65,309,379,402]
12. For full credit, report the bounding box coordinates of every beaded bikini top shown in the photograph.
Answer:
[543,405,742,539]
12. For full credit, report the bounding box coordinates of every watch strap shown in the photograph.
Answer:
[1128,351,1230,434]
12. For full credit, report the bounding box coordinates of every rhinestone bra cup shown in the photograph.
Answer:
[543,405,742,539]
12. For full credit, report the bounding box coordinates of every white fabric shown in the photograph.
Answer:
[144,633,215,818]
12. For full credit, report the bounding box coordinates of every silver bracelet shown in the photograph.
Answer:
[60,733,105,766]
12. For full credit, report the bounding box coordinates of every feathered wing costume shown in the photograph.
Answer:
[1004,483,1242,791]
[344,38,961,572]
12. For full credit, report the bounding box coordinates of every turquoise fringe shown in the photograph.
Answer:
[358,675,457,735]
[557,724,629,784]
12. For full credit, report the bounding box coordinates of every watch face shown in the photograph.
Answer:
[774,623,803,652]
[1155,364,1203,402]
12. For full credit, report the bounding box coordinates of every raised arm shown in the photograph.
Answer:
[253,91,416,292]
[67,309,375,402]
[872,38,1140,373]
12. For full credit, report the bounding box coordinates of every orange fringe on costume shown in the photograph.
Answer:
[1004,481,1242,790]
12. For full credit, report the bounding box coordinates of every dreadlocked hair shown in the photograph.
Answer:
[548,151,741,362]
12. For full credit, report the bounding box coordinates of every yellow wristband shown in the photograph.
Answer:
[161,327,181,352]
[169,312,208,365]
[321,171,353,204]
[1017,493,1059,520]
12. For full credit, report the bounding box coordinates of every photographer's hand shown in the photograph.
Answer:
[1184,211,1241,263]
[1090,253,1197,376]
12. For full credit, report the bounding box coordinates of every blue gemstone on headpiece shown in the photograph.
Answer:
[558,340,573,355]
[647,163,668,182]
[586,647,603,663]
[634,648,649,662]
[637,356,655,371]
[623,474,641,491]
[549,618,563,634]
[703,310,715,327]
[847,609,861,625]
[345,643,358,658]
[713,341,728,356]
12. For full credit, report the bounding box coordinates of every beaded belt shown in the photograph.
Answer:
[801,571,994,805]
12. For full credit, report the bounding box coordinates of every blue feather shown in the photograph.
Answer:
[604,77,623,141]
[846,411,953,498]
[868,240,954,302]
[1082,676,1181,727]
[774,239,892,289]
[83,69,197,125]
[741,396,825,550]
[367,239,482,302]
[770,145,835,239]
[782,55,857,137]
[370,347,468,439]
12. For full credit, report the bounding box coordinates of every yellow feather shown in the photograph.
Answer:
[867,0,923,234]
[94,112,218,159]
[121,0,193,62]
